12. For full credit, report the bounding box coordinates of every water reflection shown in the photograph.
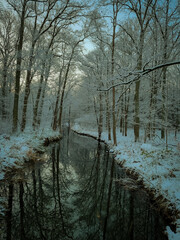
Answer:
[1,131,168,240]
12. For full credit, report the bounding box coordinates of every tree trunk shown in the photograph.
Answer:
[160,0,169,139]
[120,93,124,133]
[106,63,111,140]
[112,86,117,145]
[1,57,8,119]
[111,2,117,145]
[134,31,144,142]
[52,69,63,130]
[106,91,111,141]
[32,62,46,129]
[12,1,26,132]
[33,26,56,129]
[58,43,79,133]
[58,90,65,134]
[36,61,51,127]
[152,22,158,137]
[125,88,130,137]
[148,76,154,140]
[134,80,140,142]
[21,43,35,131]
[98,92,103,140]
[161,48,168,139]
[124,107,128,136]
[52,91,61,131]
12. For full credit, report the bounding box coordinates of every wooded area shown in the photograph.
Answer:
[0,0,179,144]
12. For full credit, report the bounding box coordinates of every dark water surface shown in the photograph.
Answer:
[0,131,168,240]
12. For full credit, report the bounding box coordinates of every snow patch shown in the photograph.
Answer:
[140,143,156,152]
[166,226,180,240]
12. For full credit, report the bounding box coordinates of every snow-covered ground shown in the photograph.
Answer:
[0,128,61,180]
[0,128,61,216]
[72,123,180,240]
[0,124,179,239]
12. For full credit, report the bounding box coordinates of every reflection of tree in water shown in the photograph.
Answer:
[61,133,167,240]
[3,132,167,240]
[5,148,73,240]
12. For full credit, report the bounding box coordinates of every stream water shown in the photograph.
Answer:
[0,130,168,240]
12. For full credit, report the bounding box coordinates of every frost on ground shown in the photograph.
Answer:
[72,123,180,240]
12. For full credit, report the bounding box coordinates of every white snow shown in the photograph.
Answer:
[0,128,61,216]
[0,124,179,239]
[72,123,180,240]
[0,128,61,180]
[166,226,180,240]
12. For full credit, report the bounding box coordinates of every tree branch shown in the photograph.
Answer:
[118,23,137,50]
[98,60,180,91]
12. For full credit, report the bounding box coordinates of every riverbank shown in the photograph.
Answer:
[72,124,180,240]
[0,128,61,215]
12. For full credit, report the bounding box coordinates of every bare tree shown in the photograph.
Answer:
[52,43,66,131]
[21,0,71,131]
[0,10,16,120]
[32,20,61,130]
[58,36,86,133]
[111,0,121,145]
[154,0,180,139]
[122,0,157,141]
[8,0,28,132]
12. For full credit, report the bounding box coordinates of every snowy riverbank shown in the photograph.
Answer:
[0,126,179,239]
[72,124,180,240]
[0,128,61,216]
[0,128,61,181]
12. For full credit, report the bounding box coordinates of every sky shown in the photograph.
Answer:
[1,0,179,53]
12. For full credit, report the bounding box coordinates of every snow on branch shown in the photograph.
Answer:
[98,61,180,91]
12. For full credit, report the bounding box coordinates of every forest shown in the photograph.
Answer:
[0,0,179,144]
[0,1,180,239]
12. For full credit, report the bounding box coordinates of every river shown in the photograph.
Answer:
[0,130,168,240]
